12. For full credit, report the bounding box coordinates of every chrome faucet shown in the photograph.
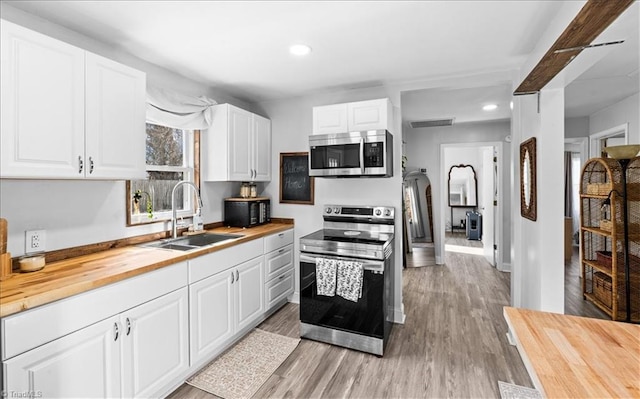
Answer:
[171,181,204,239]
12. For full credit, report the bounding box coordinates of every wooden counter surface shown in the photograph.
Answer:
[0,222,293,318]
[504,306,640,398]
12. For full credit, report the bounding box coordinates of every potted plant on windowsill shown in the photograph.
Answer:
[133,189,153,219]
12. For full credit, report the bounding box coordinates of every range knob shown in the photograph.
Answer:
[325,207,332,214]
[384,209,392,217]
[333,207,340,214]
[375,209,382,216]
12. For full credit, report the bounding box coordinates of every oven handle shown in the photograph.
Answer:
[300,253,384,273]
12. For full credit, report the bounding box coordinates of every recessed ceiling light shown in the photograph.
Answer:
[289,44,312,56]
[483,104,498,111]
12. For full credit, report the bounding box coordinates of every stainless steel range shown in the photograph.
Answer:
[299,204,395,356]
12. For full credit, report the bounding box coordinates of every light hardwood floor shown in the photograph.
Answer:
[169,246,535,398]
[169,244,606,398]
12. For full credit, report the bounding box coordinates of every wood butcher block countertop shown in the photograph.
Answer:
[0,222,293,318]
[503,306,640,398]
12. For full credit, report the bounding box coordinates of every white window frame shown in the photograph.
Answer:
[130,126,196,224]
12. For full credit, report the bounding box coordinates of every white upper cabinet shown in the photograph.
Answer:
[312,103,348,135]
[85,52,146,180]
[0,20,146,179]
[203,104,271,182]
[1,20,85,178]
[312,98,394,135]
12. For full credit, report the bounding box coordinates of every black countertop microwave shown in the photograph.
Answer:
[224,197,271,228]
[308,130,393,177]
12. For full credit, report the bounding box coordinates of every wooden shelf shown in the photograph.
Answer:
[581,226,612,237]
[580,194,610,199]
[582,259,613,276]
[584,292,613,316]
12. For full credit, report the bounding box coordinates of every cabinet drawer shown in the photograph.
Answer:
[1,262,187,361]
[264,229,294,253]
[189,238,263,283]
[265,244,293,282]
[265,269,294,310]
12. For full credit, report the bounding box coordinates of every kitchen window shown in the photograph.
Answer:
[126,123,199,225]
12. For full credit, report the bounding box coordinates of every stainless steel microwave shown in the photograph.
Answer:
[308,130,393,177]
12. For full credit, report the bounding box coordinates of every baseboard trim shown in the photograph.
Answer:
[289,291,300,304]
[499,262,512,272]
[435,255,444,265]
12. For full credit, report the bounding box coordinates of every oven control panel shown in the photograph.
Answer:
[323,205,394,220]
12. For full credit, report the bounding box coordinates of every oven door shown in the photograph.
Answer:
[299,252,386,338]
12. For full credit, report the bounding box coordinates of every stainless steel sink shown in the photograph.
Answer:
[143,232,244,251]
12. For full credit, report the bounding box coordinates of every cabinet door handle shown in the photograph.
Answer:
[126,317,132,335]
[114,322,119,341]
[78,156,84,174]
[89,156,94,174]
[236,270,239,281]
[278,233,284,237]
[231,271,235,284]
[278,248,285,254]
[278,274,286,280]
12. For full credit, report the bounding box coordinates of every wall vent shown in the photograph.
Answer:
[410,118,455,128]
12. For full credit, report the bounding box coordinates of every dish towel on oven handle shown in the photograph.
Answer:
[315,258,337,297]
[336,260,364,302]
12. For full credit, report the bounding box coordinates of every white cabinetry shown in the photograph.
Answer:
[0,20,146,179]
[1,263,188,398]
[264,230,295,311]
[120,287,189,398]
[203,104,271,182]
[312,98,393,135]
[188,239,265,366]
[4,316,121,398]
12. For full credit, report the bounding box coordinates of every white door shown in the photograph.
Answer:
[85,52,146,179]
[481,147,496,266]
[0,20,85,178]
[253,114,272,181]
[4,316,121,398]
[235,257,265,332]
[121,287,189,398]
[228,105,253,180]
[189,270,234,365]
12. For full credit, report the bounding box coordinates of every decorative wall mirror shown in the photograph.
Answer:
[448,164,477,207]
[520,137,537,221]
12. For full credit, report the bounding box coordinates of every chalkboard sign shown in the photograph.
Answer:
[280,152,314,204]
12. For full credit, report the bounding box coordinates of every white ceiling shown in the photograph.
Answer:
[4,1,638,124]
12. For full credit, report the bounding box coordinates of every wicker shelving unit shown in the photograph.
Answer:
[580,157,640,322]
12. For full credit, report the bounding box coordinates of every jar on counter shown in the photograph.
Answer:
[240,182,250,198]
[250,183,257,198]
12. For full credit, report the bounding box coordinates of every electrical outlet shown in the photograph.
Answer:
[25,230,46,253]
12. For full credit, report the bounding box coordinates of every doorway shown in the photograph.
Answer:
[403,170,436,267]
[590,123,629,158]
[440,142,505,269]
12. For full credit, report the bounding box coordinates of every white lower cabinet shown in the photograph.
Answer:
[3,287,189,398]
[189,255,264,366]
[264,231,295,313]
[4,315,121,398]
[121,287,189,398]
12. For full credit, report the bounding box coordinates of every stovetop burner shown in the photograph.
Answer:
[300,204,395,260]
[302,228,392,246]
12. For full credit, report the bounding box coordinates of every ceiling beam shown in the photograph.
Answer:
[514,0,635,95]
